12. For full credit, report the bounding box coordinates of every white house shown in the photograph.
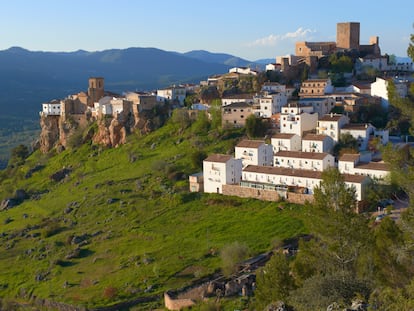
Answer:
[371,77,408,109]
[301,134,334,153]
[342,174,370,202]
[273,151,335,171]
[157,86,186,106]
[271,133,301,152]
[299,97,336,117]
[317,113,350,143]
[41,99,61,116]
[235,140,273,168]
[338,153,390,181]
[265,63,281,71]
[93,96,132,117]
[254,92,287,117]
[261,82,286,93]
[242,165,322,194]
[203,154,242,194]
[222,94,254,107]
[355,56,389,73]
[350,82,371,95]
[340,123,375,151]
[242,165,368,201]
[229,67,258,75]
[280,104,318,136]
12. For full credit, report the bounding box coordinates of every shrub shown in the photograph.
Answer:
[220,241,249,276]
[103,286,118,300]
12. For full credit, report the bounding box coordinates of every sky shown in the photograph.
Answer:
[1,0,413,61]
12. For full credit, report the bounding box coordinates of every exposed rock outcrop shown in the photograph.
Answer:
[39,115,60,153]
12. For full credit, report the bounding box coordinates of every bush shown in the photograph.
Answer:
[220,241,249,276]
[41,221,62,238]
[103,286,118,300]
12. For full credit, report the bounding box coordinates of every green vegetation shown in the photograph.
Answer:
[0,119,305,309]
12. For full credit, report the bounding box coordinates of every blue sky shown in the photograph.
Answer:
[1,0,413,60]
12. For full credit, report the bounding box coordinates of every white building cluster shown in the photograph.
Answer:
[197,97,391,204]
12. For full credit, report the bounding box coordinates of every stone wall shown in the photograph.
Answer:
[164,292,195,311]
[286,192,314,204]
[222,184,280,201]
[222,184,314,205]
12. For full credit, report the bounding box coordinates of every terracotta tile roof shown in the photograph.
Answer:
[274,151,331,160]
[319,114,345,121]
[243,165,322,179]
[341,123,372,131]
[303,78,329,83]
[272,133,297,139]
[222,93,254,100]
[356,162,390,171]
[352,82,371,89]
[343,174,369,183]
[302,134,329,141]
[224,102,253,108]
[243,165,369,185]
[339,154,360,162]
[204,154,233,163]
[236,140,265,148]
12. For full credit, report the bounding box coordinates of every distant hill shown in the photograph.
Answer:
[0,46,232,166]
[0,47,231,118]
[183,50,264,70]
[254,58,275,65]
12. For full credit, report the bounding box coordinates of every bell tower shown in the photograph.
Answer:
[88,77,104,107]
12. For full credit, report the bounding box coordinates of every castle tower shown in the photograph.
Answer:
[88,77,104,107]
[336,22,360,50]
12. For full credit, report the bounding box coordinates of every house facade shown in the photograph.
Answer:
[125,92,160,112]
[271,133,301,152]
[41,99,61,116]
[280,104,318,136]
[222,102,254,128]
[338,154,390,180]
[371,77,408,109]
[273,151,335,172]
[203,154,242,194]
[235,140,273,167]
[242,165,369,201]
[222,94,255,107]
[299,78,334,97]
[261,82,286,93]
[254,92,287,117]
[340,123,375,151]
[299,97,336,117]
[301,134,334,153]
[317,113,350,143]
[157,86,186,106]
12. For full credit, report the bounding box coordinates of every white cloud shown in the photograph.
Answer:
[248,27,315,47]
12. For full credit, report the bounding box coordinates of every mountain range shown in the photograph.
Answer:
[0,47,265,119]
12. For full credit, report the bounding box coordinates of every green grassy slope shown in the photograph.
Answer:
[0,121,306,309]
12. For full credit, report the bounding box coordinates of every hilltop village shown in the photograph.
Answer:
[40,22,414,210]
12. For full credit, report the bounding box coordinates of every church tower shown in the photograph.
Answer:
[88,77,104,107]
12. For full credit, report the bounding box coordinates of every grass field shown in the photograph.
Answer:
[0,121,307,308]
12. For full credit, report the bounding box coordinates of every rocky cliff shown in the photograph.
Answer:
[38,105,169,153]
